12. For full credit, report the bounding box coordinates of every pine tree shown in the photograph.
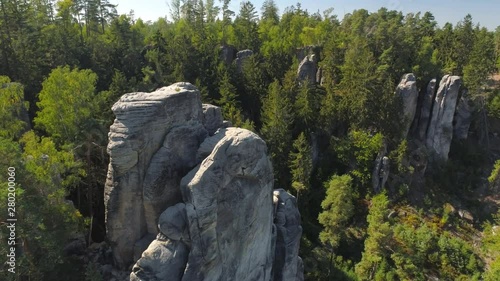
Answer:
[355,192,392,280]
[319,174,355,249]
[289,132,312,200]
[261,79,293,187]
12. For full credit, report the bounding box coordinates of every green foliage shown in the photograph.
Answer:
[261,79,293,187]
[34,66,98,145]
[335,130,384,190]
[319,174,355,249]
[289,132,313,199]
[355,192,391,280]
[0,132,84,279]
[0,76,29,139]
[490,160,500,185]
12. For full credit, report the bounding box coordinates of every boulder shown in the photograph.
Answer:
[202,104,224,136]
[453,88,472,140]
[130,238,189,281]
[425,75,462,161]
[105,82,207,268]
[396,73,418,137]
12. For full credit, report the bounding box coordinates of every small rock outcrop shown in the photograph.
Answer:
[219,45,237,65]
[235,49,254,72]
[105,83,303,280]
[425,75,462,161]
[297,54,318,84]
[396,73,418,137]
[296,45,321,63]
[272,189,304,281]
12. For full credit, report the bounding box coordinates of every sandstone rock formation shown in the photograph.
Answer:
[425,75,462,161]
[372,142,389,194]
[219,45,237,65]
[235,49,254,72]
[396,73,418,137]
[105,82,207,268]
[272,189,304,281]
[297,54,318,84]
[105,83,303,280]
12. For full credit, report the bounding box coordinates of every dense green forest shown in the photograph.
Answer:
[1,0,500,280]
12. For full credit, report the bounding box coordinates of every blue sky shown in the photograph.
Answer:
[115,0,499,30]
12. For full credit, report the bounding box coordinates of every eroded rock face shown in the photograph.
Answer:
[273,189,304,281]
[235,49,254,72]
[297,54,318,84]
[106,83,303,279]
[202,104,224,136]
[396,73,418,137]
[105,83,212,268]
[425,75,462,161]
[180,128,274,281]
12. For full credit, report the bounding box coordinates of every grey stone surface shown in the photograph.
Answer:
[106,84,303,280]
[396,73,418,137]
[202,104,224,136]
[105,82,207,268]
[453,88,472,140]
[180,128,275,281]
[219,45,237,65]
[143,124,207,234]
[425,75,462,161]
[272,189,304,281]
[130,238,189,281]
[297,54,318,84]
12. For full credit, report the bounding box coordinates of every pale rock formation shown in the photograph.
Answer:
[105,82,208,268]
[297,54,318,84]
[180,128,274,281]
[202,104,223,136]
[425,75,462,161]
[106,83,303,280]
[396,73,418,137]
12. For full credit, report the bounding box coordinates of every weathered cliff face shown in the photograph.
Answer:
[425,75,462,161]
[396,73,419,137]
[395,74,470,162]
[105,82,207,268]
[105,83,303,280]
[297,54,318,84]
